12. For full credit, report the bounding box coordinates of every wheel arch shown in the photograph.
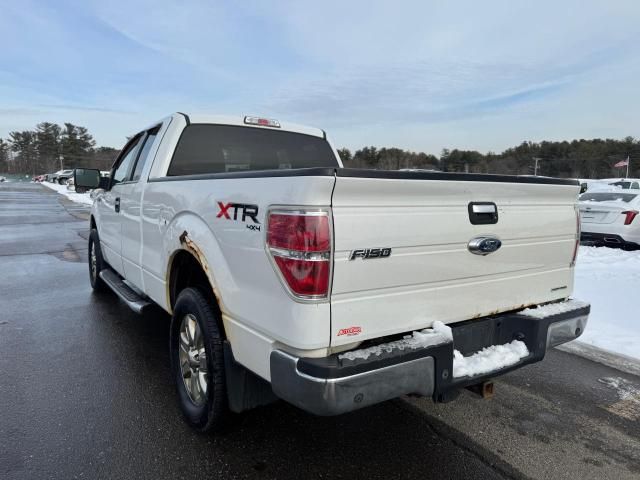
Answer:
[167,247,225,338]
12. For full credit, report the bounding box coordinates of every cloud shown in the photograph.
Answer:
[37,104,135,114]
[0,0,639,152]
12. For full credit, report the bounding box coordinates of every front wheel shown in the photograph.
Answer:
[170,287,228,431]
[88,229,108,292]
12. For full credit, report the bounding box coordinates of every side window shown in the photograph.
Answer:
[131,128,159,182]
[632,182,639,189]
[112,136,143,186]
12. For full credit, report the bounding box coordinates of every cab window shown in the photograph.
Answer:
[111,136,143,186]
[131,128,160,182]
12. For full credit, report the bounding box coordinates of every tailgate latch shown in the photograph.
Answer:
[468,202,498,225]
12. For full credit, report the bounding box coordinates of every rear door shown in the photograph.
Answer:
[98,134,143,276]
[330,172,580,346]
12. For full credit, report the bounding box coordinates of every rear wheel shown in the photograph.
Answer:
[170,287,228,431]
[88,229,108,292]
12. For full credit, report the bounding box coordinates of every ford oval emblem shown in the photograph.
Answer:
[468,236,502,255]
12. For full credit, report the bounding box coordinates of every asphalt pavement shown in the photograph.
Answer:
[1,182,639,480]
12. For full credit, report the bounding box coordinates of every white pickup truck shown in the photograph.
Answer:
[75,113,590,431]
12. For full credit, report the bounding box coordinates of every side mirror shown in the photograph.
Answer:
[74,168,101,189]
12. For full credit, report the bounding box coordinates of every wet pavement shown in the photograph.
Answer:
[1,182,639,480]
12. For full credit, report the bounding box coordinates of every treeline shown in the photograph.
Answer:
[1,121,638,179]
[0,122,119,175]
[338,136,640,178]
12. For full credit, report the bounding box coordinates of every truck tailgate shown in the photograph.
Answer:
[330,171,580,347]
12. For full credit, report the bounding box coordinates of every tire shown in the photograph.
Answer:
[170,287,228,431]
[58,178,65,185]
[88,229,108,292]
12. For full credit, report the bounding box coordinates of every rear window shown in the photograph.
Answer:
[167,124,339,176]
[609,181,631,189]
[580,192,638,203]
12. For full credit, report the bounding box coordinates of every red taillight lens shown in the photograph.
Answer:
[267,214,330,252]
[622,210,639,225]
[267,211,331,298]
[273,257,330,297]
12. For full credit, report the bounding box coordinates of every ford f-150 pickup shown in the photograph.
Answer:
[74,113,590,431]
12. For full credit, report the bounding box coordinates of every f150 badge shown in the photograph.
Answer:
[349,248,392,260]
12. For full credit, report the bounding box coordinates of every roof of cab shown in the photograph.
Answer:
[177,113,325,139]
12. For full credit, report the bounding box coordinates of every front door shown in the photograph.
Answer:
[97,134,143,277]
[120,126,161,289]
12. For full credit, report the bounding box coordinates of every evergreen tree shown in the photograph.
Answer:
[35,122,62,172]
[60,123,96,169]
[0,139,8,173]
[337,148,352,165]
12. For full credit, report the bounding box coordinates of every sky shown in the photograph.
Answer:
[1,0,639,154]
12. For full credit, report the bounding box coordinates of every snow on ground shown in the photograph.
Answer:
[573,246,640,361]
[40,181,94,205]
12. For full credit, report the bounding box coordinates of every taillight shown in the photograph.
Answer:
[571,206,580,267]
[267,210,331,299]
[622,210,639,225]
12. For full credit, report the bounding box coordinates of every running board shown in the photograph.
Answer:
[99,269,152,314]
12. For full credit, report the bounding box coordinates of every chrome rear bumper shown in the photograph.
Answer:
[270,300,590,416]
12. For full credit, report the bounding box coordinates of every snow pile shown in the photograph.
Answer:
[453,340,529,378]
[338,321,452,361]
[572,246,640,360]
[41,181,93,205]
[598,376,640,401]
[520,299,589,319]
[338,320,529,379]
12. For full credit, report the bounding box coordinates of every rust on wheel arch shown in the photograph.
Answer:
[165,230,225,315]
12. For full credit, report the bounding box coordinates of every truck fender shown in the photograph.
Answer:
[162,212,234,315]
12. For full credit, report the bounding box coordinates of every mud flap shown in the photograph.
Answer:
[223,341,278,413]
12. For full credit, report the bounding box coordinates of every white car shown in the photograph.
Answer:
[600,178,640,190]
[579,189,640,249]
[50,169,75,185]
[74,113,590,431]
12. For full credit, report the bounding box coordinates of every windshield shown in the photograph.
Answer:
[167,124,339,176]
[579,192,637,203]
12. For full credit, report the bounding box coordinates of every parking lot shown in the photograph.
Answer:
[1,182,639,480]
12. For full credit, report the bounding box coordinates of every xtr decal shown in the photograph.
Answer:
[349,248,392,260]
[216,202,260,224]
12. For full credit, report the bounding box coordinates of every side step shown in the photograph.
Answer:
[99,269,152,314]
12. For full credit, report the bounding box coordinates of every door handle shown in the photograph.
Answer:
[115,197,121,213]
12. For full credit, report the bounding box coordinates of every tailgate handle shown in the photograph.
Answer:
[468,202,498,225]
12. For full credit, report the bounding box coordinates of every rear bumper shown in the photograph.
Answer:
[270,299,590,416]
[581,232,639,249]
